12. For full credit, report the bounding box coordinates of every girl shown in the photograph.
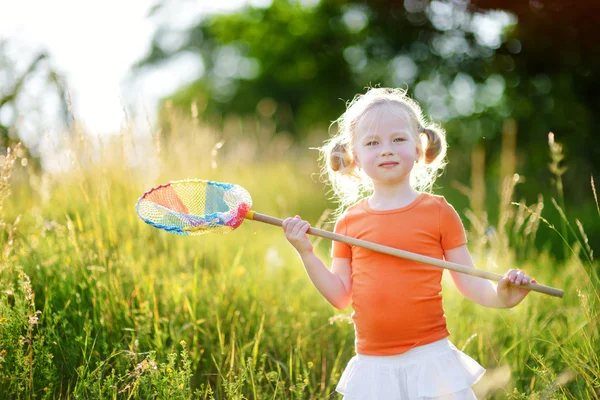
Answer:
[282,88,534,400]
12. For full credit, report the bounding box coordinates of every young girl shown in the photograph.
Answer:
[282,87,535,399]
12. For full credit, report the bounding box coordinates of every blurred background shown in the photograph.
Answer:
[1,1,600,398]
[2,0,598,258]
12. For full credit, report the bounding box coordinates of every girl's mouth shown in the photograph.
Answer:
[379,162,399,168]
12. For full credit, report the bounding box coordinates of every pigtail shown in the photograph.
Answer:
[410,124,448,193]
[421,126,446,165]
[329,140,355,173]
[320,133,366,217]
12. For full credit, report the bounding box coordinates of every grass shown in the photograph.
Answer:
[0,114,599,399]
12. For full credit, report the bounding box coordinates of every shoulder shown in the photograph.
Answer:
[339,199,367,219]
[417,193,462,222]
[420,193,455,208]
[333,199,369,233]
[416,192,448,209]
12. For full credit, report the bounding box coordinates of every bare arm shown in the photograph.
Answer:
[445,245,533,309]
[283,216,352,309]
[298,253,352,309]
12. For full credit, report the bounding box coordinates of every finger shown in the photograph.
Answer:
[287,220,300,236]
[504,269,518,282]
[517,271,529,285]
[299,221,311,235]
[289,222,301,236]
[517,276,529,285]
[284,218,301,235]
[291,221,309,236]
[514,271,526,285]
[285,217,301,231]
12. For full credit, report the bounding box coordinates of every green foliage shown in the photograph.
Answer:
[139,0,503,134]
[0,268,57,399]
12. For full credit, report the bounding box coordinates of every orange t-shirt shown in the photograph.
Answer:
[333,193,467,356]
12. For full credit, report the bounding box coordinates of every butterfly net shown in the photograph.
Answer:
[136,180,253,235]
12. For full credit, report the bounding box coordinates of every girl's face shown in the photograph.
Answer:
[352,103,421,188]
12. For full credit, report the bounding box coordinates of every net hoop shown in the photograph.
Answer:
[136,179,252,236]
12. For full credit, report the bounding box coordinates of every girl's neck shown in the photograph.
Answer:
[368,181,421,210]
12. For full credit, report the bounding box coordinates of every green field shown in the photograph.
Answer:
[1,121,598,399]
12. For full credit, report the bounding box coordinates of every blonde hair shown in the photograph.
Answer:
[320,87,448,214]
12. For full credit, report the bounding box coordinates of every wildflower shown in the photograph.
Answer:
[29,315,39,326]
[328,314,353,325]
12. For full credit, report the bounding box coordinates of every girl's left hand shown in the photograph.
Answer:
[497,269,536,308]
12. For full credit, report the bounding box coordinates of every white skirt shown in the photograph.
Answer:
[336,338,485,400]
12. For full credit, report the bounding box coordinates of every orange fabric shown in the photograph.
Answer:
[333,193,467,356]
[146,185,189,215]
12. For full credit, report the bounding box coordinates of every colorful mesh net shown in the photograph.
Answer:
[136,179,253,235]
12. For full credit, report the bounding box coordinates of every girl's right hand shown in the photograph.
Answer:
[282,216,313,256]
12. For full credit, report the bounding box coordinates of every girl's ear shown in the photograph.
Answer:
[415,145,422,163]
[352,151,361,169]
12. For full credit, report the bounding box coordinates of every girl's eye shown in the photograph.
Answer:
[366,141,378,146]
[394,138,406,142]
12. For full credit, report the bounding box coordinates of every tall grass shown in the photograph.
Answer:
[0,111,598,399]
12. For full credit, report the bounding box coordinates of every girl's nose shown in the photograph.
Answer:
[380,147,394,156]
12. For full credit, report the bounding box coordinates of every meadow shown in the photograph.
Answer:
[0,114,598,399]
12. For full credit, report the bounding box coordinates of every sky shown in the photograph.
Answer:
[0,0,257,137]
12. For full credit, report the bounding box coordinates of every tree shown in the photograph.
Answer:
[0,40,70,166]
[135,0,507,136]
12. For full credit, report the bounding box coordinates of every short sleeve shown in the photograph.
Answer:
[439,197,467,250]
[332,215,352,258]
